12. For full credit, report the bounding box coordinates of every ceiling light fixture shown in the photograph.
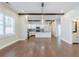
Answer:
[41,2,44,24]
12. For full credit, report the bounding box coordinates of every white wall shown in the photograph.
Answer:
[51,16,61,37]
[0,3,20,49]
[61,15,72,44]
[19,15,28,40]
[55,16,61,37]
[61,6,79,44]
[52,20,57,36]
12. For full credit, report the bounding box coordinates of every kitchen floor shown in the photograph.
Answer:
[0,36,79,57]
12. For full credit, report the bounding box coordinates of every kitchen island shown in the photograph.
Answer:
[35,31,51,38]
[27,28,51,39]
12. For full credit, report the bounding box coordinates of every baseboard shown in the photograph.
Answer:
[0,39,19,50]
[62,38,72,44]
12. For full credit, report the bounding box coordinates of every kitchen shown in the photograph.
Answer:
[27,18,55,39]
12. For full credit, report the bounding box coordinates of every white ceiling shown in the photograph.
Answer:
[8,2,79,13]
[3,2,79,20]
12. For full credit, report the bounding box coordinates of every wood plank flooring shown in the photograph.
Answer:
[0,36,79,57]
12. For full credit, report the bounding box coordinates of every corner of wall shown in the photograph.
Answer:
[61,38,72,44]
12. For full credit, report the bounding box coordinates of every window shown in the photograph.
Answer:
[5,16,15,35]
[0,13,4,35]
[0,13,15,37]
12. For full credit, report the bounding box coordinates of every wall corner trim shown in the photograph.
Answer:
[62,38,72,44]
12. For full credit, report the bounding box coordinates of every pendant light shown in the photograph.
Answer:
[41,2,44,24]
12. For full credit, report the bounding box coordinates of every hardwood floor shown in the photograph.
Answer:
[0,36,79,57]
